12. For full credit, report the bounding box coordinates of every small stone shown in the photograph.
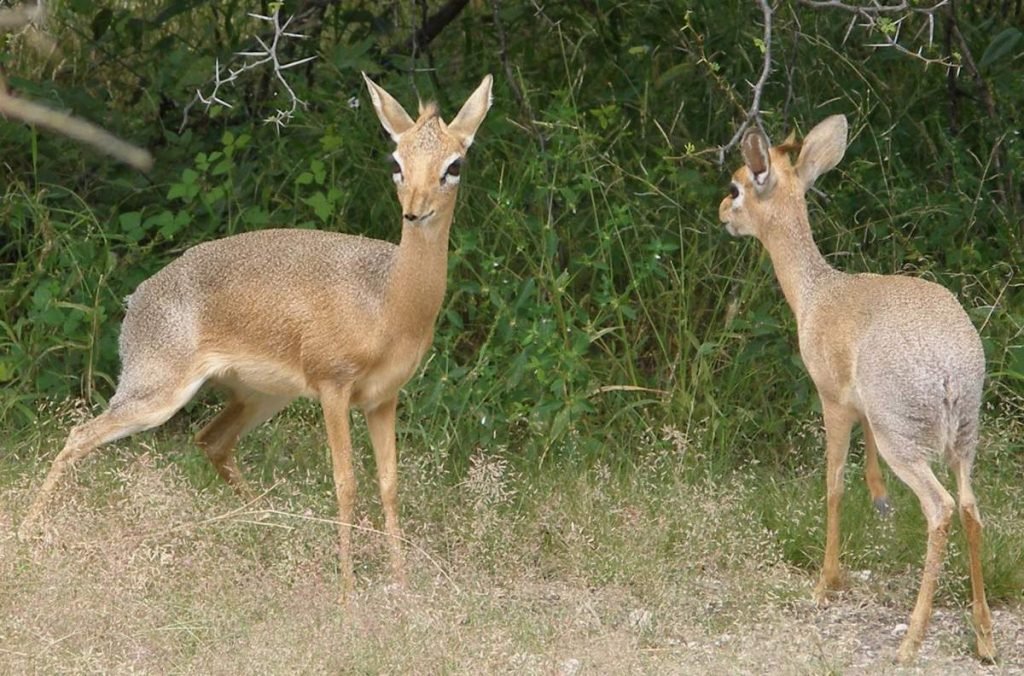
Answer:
[628,608,653,631]
[892,622,908,637]
[560,658,582,675]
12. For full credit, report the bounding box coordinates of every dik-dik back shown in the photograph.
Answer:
[119,229,400,405]
[799,272,985,461]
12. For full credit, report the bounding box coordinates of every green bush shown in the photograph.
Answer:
[1,0,1021,473]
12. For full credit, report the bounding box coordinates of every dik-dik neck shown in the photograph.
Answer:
[385,210,453,330]
[759,200,834,321]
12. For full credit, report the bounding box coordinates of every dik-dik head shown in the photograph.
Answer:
[719,114,848,238]
[362,73,493,227]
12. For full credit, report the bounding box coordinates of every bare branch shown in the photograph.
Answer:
[797,0,959,69]
[0,0,153,171]
[0,2,45,29]
[797,0,942,13]
[491,0,545,152]
[398,0,470,55]
[0,90,154,171]
[717,0,773,166]
[180,8,317,132]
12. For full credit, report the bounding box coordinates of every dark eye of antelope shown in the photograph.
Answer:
[390,157,403,183]
[728,183,740,199]
[443,158,463,184]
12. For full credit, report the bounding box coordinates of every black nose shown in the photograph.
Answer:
[404,213,417,221]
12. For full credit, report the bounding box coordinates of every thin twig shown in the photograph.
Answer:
[146,485,461,594]
[491,0,545,152]
[717,0,773,166]
[180,8,316,132]
[588,385,670,398]
[0,89,153,171]
[234,508,462,594]
[0,1,153,171]
[798,0,959,69]
[797,0,946,14]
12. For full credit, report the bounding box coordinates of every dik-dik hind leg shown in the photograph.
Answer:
[366,396,406,587]
[873,430,956,665]
[814,399,857,603]
[195,392,291,497]
[320,384,357,599]
[861,418,891,516]
[19,380,201,538]
[953,457,996,662]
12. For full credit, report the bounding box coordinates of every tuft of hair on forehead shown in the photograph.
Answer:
[775,130,802,159]
[416,101,440,122]
[770,140,800,170]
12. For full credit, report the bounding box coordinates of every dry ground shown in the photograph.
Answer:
[1,447,1022,675]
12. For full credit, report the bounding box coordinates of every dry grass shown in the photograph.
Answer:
[1,422,1022,674]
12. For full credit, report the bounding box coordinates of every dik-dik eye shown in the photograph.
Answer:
[390,156,403,184]
[728,183,740,200]
[442,158,463,185]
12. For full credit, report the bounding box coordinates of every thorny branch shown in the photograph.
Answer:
[0,1,153,171]
[717,0,773,165]
[797,0,958,69]
[798,0,944,13]
[720,0,959,165]
[180,8,316,132]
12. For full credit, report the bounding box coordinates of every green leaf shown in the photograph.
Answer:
[92,8,114,40]
[119,211,142,232]
[979,28,1022,70]
[311,159,326,185]
[303,191,333,222]
[211,158,232,176]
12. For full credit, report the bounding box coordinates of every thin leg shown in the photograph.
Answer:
[195,393,291,496]
[861,417,891,516]
[320,384,356,598]
[873,434,956,666]
[954,458,996,662]
[19,382,198,538]
[366,396,406,587]
[814,399,856,603]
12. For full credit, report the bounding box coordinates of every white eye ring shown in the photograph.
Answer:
[440,153,463,186]
[390,154,404,184]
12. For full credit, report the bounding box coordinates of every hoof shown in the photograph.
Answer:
[896,645,918,666]
[896,634,923,665]
[813,574,844,607]
[873,496,892,517]
[976,634,997,664]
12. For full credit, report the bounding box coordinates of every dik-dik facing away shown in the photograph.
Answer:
[19,73,494,596]
[719,115,994,664]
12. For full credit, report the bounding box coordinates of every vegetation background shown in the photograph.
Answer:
[0,0,1022,671]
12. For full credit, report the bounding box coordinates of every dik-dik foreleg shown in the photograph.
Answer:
[366,396,406,586]
[814,398,857,602]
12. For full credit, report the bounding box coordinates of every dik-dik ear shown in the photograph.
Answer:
[795,115,848,190]
[741,126,772,192]
[446,74,494,149]
[363,73,416,142]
